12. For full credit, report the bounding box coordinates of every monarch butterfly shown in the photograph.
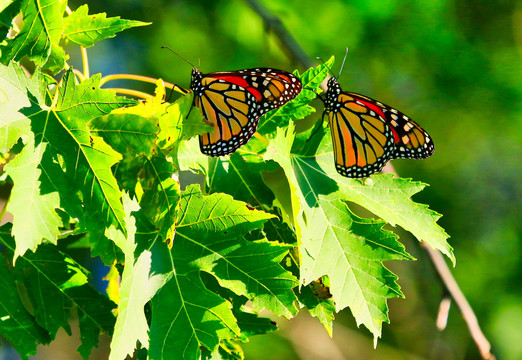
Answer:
[315,52,434,178]
[190,67,302,156]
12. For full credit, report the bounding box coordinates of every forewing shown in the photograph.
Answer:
[347,92,435,160]
[328,93,395,178]
[197,69,302,156]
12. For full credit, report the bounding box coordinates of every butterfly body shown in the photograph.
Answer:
[190,68,302,156]
[323,77,434,178]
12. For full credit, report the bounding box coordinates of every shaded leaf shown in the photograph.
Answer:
[0,225,115,359]
[208,152,275,207]
[0,227,51,359]
[139,156,180,242]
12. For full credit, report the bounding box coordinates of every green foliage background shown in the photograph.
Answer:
[0,0,520,359]
[82,1,519,359]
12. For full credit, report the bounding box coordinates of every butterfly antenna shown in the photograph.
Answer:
[161,46,196,69]
[316,56,335,78]
[338,47,349,79]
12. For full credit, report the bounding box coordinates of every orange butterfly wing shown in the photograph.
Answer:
[324,77,434,178]
[192,68,302,156]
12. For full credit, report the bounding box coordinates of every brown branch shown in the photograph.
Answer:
[422,243,494,359]
[243,0,315,69]
[244,0,495,359]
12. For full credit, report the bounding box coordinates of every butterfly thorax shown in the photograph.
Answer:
[324,77,342,113]
[190,68,204,96]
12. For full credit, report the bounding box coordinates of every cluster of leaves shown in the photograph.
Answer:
[0,1,453,360]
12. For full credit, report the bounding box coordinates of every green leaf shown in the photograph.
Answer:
[0,260,51,359]
[157,92,211,151]
[208,153,275,207]
[177,136,209,175]
[63,4,150,48]
[0,63,45,152]
[90,101,160,158]
[0,0,64,67]
[334,173,455,264]
[0,0,22,41]
[234,310,278,340]
[139,156,180,242]
[0,228,51,359]
[265,123,413,341]
[108,195,165,360]
[71,285,117,359]
[0,235,87,339]
[257,57,334,135]
[30,70,135,235]
[0,225,116,359]
[299,284,336,336]
[4,138,62,261]
[298,128,454,264]
[149,185,298,359]
[149,271,240,360]
[90,85,163,194]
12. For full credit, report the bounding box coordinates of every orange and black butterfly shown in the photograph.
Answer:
[315,54,434,178]
[188,67,302,156]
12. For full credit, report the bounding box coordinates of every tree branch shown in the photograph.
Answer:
[422,243,495,359]
[244,0,495,359]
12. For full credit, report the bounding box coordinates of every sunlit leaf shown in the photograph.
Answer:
[0,0,65,67]
[63,4,150,48]
[265,123,413,341]
[108,196,165,360]
[4,138,62,261]
[149,185,298,359]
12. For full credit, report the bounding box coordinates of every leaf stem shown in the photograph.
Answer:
[104,88,153,100]
[72,69,85,83]
[245,0,495,358]
[65,6,90,79]
[99,74,188,95]
[81,47,90,79]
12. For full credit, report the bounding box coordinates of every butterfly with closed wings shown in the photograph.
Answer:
[315,52,434,178]
[190,67,302,156]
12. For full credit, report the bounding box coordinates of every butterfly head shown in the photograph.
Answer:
[327,77,342,93]
[324,77,342,111]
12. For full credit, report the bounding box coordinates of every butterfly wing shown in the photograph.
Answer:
[346,92,435,161]
[327,92,395,178]
[193,68,302,156]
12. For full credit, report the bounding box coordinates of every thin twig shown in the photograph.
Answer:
[422,243,494,359]
[243,0,315,69]
[244,0,494,359]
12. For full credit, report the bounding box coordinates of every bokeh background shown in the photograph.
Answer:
[2,0,521,359]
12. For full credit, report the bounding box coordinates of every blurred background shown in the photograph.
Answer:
[2,0,521,359]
